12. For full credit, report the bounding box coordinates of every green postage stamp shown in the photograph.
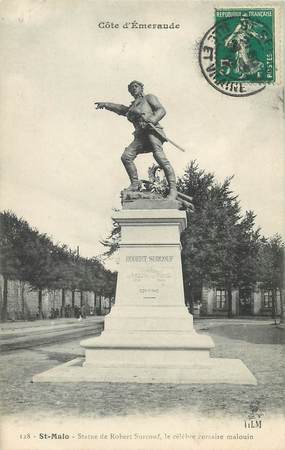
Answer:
[215,8,275,83]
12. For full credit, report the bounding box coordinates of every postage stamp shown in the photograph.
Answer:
[199,24,266,97]
[215,8,275,83]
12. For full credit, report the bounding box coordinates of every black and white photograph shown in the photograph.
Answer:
[0,1,284,449]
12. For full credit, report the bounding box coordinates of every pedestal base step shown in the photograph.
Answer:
[33,357,257,385]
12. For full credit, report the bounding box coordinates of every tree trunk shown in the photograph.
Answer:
[70,289,75,318]
[1,276,8,322]
[38,289,43,319]
[227,284,233,318]
[187,283,194,314]
[61,288,66,318]
[93,291,97,315]
[98,295,102,316]
[20,281,25,319]
[272,289,277,325]
[80,291,84,307]
[71,290,75,309]
[279,289,284,324]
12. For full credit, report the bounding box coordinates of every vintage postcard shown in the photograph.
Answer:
[0,1,284,450]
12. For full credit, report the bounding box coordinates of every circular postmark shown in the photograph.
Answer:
[199,22,267,97]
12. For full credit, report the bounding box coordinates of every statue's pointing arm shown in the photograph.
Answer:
[145,94,166,124]
[95,102,129,116]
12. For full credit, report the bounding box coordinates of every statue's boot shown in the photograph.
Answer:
[126,180,140,191]
[121,153,140,191]
[153,151,177,200]
[167,182,178,200]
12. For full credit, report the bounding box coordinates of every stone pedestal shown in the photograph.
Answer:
[33,208,256,384]
[81,209,214,365]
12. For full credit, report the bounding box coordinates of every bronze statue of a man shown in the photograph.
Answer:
[95,81,177,199]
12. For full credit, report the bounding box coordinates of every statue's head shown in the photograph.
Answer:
[240,13,250,28]
[128,80,144,97]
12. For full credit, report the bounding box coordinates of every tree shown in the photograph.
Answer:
[0,211,26,320]
[258,235,284,323]
[100,219,121,258]
[19,231,56,318]
[64,252,82,310]
[179,162,260,316]
[0,210,118,321]
[206,191,260,317]
[0,211,58,319]
[179,163,227,310]
[103,269,117,310]
[81,258,111,314]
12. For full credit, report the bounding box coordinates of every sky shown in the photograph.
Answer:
[0,0,284,268]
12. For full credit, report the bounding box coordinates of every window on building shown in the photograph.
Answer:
[216,289,227,309]
[263,289,281,309]
[263,290,273,309]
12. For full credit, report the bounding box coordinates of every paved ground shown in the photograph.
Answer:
[0,317,104,352]
[0,318,284,422]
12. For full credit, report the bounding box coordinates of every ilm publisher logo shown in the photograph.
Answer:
[244,401,264,429]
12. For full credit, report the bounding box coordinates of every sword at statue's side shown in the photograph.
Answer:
[141,116,186,152]
[144,121,186,153]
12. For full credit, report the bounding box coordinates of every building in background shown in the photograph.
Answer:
[0,275,113,320]
[200,284,283,317]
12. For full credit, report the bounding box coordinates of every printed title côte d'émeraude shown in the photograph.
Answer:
[98,20,181,30]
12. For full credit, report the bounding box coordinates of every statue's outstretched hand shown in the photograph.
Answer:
[95,102,106,109]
